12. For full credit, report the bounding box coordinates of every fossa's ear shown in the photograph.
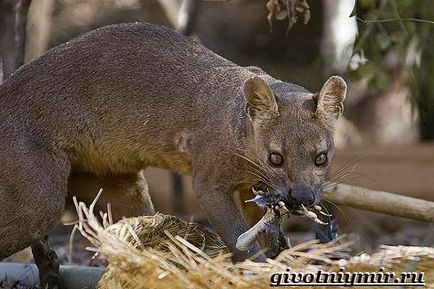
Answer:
[243,76,279,121]
[315,76,347,131]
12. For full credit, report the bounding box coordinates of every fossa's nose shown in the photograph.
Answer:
[289,184,315,206]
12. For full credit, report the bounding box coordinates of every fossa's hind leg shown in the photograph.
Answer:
[67,170,155,221]
[0,140,70,288]
[32,236,61,288]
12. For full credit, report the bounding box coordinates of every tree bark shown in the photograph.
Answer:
[0,0,16,81]
[322,183,434,222]
[14,0,32,69]
[0,263,104,289]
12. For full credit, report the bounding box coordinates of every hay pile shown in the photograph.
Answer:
[75,195,434,289]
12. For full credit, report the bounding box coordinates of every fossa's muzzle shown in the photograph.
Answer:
[250,181,316,212]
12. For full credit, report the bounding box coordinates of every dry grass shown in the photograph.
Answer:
[74,192,434,289]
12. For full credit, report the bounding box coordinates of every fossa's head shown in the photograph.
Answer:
[243,76,346,211]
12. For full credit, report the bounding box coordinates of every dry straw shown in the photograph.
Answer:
[74,191,434,289]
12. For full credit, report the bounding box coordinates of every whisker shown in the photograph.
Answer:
[324,155,379,190]
[257,157,286,185]
[328,153,364,176]
[334,130,352,149]
[233,152,273,179]
[321,199,350,224]
[323,173,379,189]
[244,170,276,190]
[233,149,286,190]
[318,202,333,223]
[233,152,263,170]
[328,159,361,180]
[243,164,269,180]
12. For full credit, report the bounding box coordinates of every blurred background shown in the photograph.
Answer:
[1,0,433,264]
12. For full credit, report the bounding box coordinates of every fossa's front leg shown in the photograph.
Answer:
[193,177,266,262]
[239,187,289,258]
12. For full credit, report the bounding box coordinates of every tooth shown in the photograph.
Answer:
[305,210,318,219]
[275,201,289,216]
[319,211,332,217]
[295,205,329,225]
[313,218,328,225]
[280,204,289,212]
[313,204,332,216]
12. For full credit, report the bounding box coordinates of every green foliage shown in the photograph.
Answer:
[350,0,434,139]
[416,35,434,139]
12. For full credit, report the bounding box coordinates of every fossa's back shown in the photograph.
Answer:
[0,23,346,289]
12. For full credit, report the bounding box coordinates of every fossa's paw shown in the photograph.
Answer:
[38,270,62,289]
[31,237,63,289]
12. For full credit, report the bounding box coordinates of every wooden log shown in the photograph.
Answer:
[322,183,434,222]
[0,263,104,289]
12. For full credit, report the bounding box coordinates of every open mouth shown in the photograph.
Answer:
[249,181,330,225]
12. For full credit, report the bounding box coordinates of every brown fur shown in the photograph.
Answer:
[0,23,346,269]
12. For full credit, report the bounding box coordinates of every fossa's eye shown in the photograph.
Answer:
[269,152,284,166]
[315,153,328,166]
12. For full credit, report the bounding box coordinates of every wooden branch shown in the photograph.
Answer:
[14,0,32,68]
[0,0,31,81]
[177,0,200,36]
[322,184,434,222]
[0,263,104,289]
